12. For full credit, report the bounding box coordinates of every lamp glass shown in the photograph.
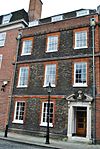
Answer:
[90,18,96,26]
[47,83,52,93]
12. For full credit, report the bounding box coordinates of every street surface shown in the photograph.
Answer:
[0,139,100,149]
[0,140,50,149]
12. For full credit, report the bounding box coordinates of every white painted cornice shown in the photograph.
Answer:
[0,19,28,32]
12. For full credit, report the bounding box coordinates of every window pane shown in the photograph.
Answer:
[75,31,87,48]
[0,32,6,47]
[75,63,86,84]
[42,102,54,124]
[2,14,12,24]
[22,40,32,55]
[47,36,58,52]
[52,15,63,22]
[18,67,29,87]
[15,102,25,121]
[44,64,56,86]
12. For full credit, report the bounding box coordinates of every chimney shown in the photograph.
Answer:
[97,5,100,14]
[28,0,43,22]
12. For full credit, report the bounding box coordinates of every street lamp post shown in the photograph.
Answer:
[45,82,52,144]
[90,18,96,144]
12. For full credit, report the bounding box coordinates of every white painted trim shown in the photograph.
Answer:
[43,84,56,88]
[46,50,58,53]
[0,32,6,47]
[17,67,29,87]
[74,62,87,86]
[0,19,28,32]
[12,120,23,124]
[73,84,88,87]
[76,10,89,17]
[2,13,12,24]
[40,123,53,127]
[46,36,58,52]
[75,31,87,49]
[67,101,92,141]
[44,64,56,87]
[21,40,32,56]
[0,55,2,68]
[13,101,25,124]
[17,85,28,88]
[40,102,54,127]
[21,53,31,56]
[51,15,63,22]
[74,46,88,49]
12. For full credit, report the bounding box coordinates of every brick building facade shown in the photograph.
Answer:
[0,9,28,130]
[8,1,100,143]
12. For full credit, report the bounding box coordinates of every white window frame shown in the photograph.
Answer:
[74,31,87,49]
[29,20,39,27]
[44,64,56,87]
[0,32,6,47]
[76,10,89,17]
[46,36,58,52]
[17,67,29,88]
[73,62,87,87]
[51,15,63,22]
[0,55,3,68]
[2,14,12,24]
[21,40,32,56]
[13,101,25,124]
[40,102,54,127]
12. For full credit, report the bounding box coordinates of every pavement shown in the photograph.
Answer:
[0,131,100,149]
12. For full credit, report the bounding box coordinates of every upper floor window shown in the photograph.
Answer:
[0,32,6,47]
[40,102,54,127]
[75,31,87,49]
[46,33,59,52]
[2,14,12,24]
[74,62,87,87]
[17,67,29,88]
[21,38,33,55]
[51,15,63,22]
[76,10,89,17]
[13,101,25,124]
[0,55,3,68]
[44,64,56,87]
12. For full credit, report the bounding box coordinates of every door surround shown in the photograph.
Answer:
[66,90,93,141]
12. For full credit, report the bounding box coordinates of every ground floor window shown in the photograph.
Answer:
[13,101,25,124]
[40,102,54,127]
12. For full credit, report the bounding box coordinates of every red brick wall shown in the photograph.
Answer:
[96,97,100,141]
[21,14,97,36]
[0,28,19,130]
[94,20,100,141]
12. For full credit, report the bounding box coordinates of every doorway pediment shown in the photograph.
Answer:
[66,90,93,102]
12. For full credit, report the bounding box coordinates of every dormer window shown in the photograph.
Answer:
[29,20,39,27]
[2,14,12,24]
[76,10,89,17]
[51,15,63,22]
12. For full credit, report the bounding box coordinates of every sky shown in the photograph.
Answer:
[0,0,100,18]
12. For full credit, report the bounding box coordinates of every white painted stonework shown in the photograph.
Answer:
[66,91,93,142]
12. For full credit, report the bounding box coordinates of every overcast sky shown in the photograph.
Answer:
[0,0,100,18]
